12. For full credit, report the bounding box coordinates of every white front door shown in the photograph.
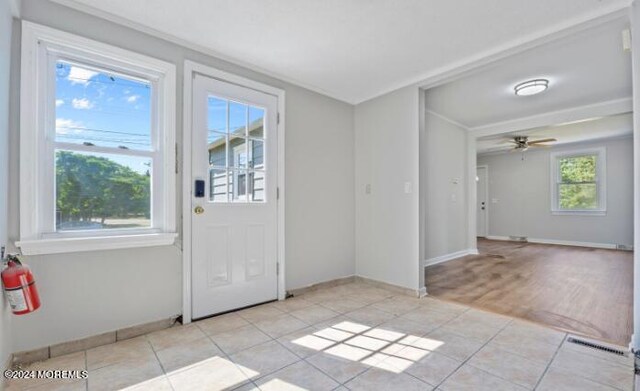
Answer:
[191,74,279,319]
[477,166,488,237]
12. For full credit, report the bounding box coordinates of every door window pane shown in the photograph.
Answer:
[231,169,247,202]
[55,150,151,230]
[249,139,264,169]
[249,106,264,138]
[250,171,265,202]
[229,101,247,138]
[207,95,266,203]
[208,97,227,134]
[209,133,227,167]
[229,138,248,169]
[55,61,151,150]
[209,168,228,202]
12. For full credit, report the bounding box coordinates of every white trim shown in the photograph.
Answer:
[182,60,286,324]
[16,233,178,255]
[18,22,177,254]
[476,165,489,237]
[626,0,640,353]
[485,235,631,250]
[426,109,471,130]
[549,147,607,215]
[470,97,632,138]
[423,249,478,267]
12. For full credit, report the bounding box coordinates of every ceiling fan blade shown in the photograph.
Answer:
[530,143,551,148]
[529,138,557,144]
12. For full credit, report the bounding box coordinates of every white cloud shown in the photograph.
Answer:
[68,66,99,85]
[126,94,140,103]
[55,99,64,107]
[72,98,94,110]
[55,118,84,135]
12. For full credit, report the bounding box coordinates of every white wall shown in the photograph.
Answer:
[0,0,16,371]
[9,0,355,353]
[355,86,421,292]
[423,111,470,262]
[477,137,633,246]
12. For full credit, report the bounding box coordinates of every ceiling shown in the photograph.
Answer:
[58,0,630,104]
[476,113,633,154]
[427,16,632,128]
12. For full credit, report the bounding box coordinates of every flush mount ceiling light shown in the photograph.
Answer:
[514,79,549,96]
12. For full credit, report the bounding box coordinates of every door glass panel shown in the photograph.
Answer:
[231,169,247,202]
[229,137,247,169]
[249,139,264,169]
[208,97,227,134]
[209,168,228,202]
[249,106,264,138]
[229,101,247,138]
[207,95,266,203]
[209,133,227,167]
[249,171,265,202]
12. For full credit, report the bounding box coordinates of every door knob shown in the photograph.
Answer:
[194,206,205,214]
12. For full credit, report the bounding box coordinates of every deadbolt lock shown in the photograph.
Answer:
[194,206,205,215]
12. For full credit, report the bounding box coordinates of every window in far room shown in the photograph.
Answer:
[550,148,606,215]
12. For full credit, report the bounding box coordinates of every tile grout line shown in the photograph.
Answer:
[432,318,517,389]
[531,333,566,390]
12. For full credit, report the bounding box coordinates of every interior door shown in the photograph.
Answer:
[477,166,488,237]
[191,74,279,319]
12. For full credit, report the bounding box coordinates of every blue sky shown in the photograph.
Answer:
[208,96,265,144]
[55,60,265,174]
[55,61,151,173]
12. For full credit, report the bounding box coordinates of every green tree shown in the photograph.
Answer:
[558,155,597,209]
[56,151,150,228]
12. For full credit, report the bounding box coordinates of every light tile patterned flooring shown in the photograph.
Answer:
[6,282,635,390]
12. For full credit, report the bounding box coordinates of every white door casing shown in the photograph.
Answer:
[191,73,279,319]
[476,165,488,237]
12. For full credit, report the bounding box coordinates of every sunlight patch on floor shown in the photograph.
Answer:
[291,320,444,374]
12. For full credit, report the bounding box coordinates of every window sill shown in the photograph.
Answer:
[16,233,178,255]
[551,210,606,216]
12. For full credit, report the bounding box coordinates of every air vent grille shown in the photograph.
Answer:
[567,337,627,357]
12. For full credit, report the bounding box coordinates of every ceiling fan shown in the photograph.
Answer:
[508,136,557,151]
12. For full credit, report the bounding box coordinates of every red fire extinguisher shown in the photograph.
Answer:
[1,254,41,315]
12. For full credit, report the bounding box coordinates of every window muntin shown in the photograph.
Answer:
[54,60,155,232]
[551,149,606,214]
[207,95,266,203]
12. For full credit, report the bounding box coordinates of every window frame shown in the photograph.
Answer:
[550,147,606,216]
[17,22,177,255]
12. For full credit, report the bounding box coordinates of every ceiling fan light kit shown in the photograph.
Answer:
[514,79,549,96]
[509,136,558,152]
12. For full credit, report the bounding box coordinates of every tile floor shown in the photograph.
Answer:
[6,282,635,391]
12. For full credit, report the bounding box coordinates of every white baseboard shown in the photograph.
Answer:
[484,236,632,250]
[423,248,478,267]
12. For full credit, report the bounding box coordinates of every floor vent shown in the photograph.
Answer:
[567,337,627,357]
[508,236,528,242]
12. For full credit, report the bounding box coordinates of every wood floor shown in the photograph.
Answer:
[425,239,633,346]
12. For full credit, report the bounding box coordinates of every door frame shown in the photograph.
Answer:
[476,164,489,238]
[181,60,286,324]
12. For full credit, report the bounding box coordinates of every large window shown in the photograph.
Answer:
[550,148,606,215]
[18,23,176,254]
